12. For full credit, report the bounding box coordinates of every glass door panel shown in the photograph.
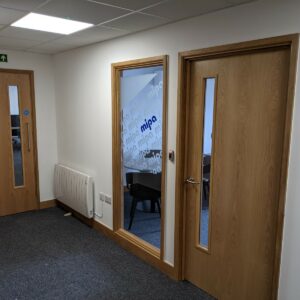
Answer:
[199,78,216,250]
[120,65,164,249]
[8,85,24,187]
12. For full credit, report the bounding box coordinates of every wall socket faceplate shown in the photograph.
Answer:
[99,193,105,202]
[99,192,111,205]
[104,194,112,205]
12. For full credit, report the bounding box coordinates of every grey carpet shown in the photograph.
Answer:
[123,192,161,248]
[123,192,210,249]
[0,207,215,300]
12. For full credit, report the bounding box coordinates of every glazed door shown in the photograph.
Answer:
[184,48,290,299]
[0,71,38,216]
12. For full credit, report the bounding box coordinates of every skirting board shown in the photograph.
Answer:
[39,199,57,209]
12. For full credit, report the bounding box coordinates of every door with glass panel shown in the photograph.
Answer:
[184,48,291,300]
[0,71,38,216]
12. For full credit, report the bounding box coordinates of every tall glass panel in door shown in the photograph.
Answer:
[199,78,216,250]
[120,66,163,249]
[8,86,24,187]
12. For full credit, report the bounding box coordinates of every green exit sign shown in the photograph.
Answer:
[0,54,8,63]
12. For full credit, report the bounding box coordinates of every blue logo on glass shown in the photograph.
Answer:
[141,116,157,133]
[23,109,30,116]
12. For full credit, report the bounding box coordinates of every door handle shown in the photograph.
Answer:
[26,123,31,152]
[185,177,201,185]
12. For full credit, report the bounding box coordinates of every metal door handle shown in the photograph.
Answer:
[26,123,31,152]
[185,177,201,185]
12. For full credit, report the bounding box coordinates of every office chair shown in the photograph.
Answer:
[126,172,161,230]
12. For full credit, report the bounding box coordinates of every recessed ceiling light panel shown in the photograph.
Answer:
[11,13,93,35]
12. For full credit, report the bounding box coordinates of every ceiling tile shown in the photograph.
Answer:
[0,0,48,11]
[30,25,129,54]
[27,42,77,54]
[0,7,27,25]
[226,0,254,4]
[60,25,129,45]
[28,26,127,54]
[88,0,163,11]
[36,0,130,24]
[0,36,41,50]
[0,26,62,42]
[142,0,232,20]
[104,13,169,32]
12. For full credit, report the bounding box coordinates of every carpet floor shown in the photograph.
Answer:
[123,192,161,248]
[0,207,215,300]
[123,192,210,249]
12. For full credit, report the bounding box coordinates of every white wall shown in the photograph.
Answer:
[53,0,300,299]
[0,49,58,201]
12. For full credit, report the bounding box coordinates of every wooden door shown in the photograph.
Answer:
[0,71,38,216]
[184,48,290,299]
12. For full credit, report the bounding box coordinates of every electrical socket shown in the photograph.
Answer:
[104,194,112,205]
[99,193,105,202]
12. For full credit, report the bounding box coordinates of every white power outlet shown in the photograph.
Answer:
[99,193,105,202]
[95,193,104,219]
[104,194,112,205]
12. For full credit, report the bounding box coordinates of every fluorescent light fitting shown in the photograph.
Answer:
[11,13,93,35]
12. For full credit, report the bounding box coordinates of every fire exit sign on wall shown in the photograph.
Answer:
[0,54,8,63]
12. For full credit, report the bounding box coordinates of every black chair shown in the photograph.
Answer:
[202,155,211,203]
[126,172,161,230]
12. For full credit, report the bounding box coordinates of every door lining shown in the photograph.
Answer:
[111,56,169,266]
[0,68,40,211]
[174,34,299,299]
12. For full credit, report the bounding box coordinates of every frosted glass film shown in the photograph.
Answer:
[120,65,163,249]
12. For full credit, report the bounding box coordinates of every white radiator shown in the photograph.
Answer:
[54,164,94,218]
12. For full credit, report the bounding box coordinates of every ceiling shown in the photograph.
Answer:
[0,0,255,55]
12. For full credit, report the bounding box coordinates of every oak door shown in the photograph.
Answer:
[0,71,38,216]
[184,48,290,300]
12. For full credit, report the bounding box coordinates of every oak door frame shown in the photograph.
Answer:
[0,68,40,209]
[112,55,168,262]
[174,34,299,299]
